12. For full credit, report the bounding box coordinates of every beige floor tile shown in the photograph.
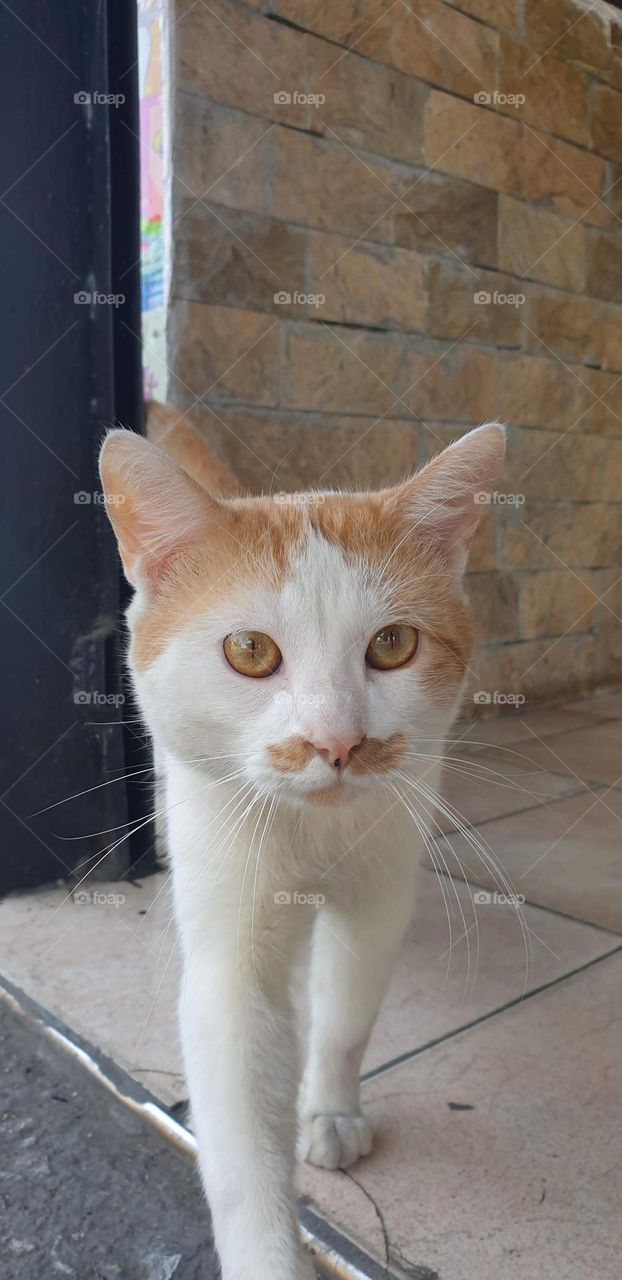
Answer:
[457,704,601,747]
[299,951,622,1280]
[433,742,583,832]
[441,787,622,932]
[494,720,622,786]
[1,867,616,1102]
[561,691,622,720]
[0,876,185,1104]
[363,868,616,1073]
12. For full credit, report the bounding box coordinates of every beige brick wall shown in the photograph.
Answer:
[167,0,622,707]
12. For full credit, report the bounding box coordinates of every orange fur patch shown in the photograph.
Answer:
[267,732,406,775]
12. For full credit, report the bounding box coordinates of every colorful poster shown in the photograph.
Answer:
[138,0,166,399]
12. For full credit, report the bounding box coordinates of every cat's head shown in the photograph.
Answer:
[100,423,505,808]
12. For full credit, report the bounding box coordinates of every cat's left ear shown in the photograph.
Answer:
[388,423,506,575]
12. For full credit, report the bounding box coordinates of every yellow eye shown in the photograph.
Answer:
[366,623,418,671]
[224,631,282,678]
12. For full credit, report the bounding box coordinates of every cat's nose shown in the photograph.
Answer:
[308,732,364,770]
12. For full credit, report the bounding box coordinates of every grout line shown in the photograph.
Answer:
[420,862,622,938]
[361,941,622,1082]
[0,975,398,1280]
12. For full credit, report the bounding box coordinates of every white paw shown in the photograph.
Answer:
[299,1112,373,1169]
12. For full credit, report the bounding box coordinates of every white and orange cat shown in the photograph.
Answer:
[100,412,505,1280]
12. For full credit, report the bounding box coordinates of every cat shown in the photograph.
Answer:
[99,412,505,1280]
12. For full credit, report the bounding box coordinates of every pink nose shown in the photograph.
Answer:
[307,732,364,770]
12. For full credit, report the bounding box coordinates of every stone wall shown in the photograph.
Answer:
[167,0,622,706]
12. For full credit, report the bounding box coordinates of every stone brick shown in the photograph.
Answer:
[587,228,622,303]
[497,503,619,570]
[520,127,609,227]
[592,569,622,631]
[269,0,498,100]
[176,0,310,131]
[399,343,505,422]
[177,0,426,166]
[499,355,584,430]
[173,200,307,313]
[313,47,426,168]
[175,94,271,215]
[575,367,622,437]
[392,172,498,267]
[282,324,404,415]
[427,260,523,346]
[524,0,612,75]
[442,0,517,33]
[591,83,622,162]
[170,301,281,405]
[601,307,622,373]
[478,633,597,705]
[270,127,396,239]
[523,289,605,366]
[507,428,610,503]
[307,234,427,333]
[467,572,520,643]
[179,404,426,491]
[424,90,522,193]
[518,571,597,639]
[499,196,586,291]
[497,38,589,146]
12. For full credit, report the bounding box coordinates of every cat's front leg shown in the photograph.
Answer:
[300,857,417,1171]
[177,904,315,1280]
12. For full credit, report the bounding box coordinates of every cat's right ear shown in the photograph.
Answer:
[99,429,222,588]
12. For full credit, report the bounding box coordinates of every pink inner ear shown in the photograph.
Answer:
[391,423,506,561]
[99,429,221,587]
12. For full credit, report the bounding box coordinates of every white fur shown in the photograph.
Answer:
[103,423,505,1280]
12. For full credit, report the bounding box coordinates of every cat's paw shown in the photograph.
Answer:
[299,1112,373,1170]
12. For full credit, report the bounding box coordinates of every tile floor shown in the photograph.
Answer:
[2,691,621,1278]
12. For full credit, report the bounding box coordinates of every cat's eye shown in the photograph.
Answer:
[223,631,282,678]
[366,623,418,671]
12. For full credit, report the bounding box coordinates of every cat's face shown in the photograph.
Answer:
[100,424,505,808]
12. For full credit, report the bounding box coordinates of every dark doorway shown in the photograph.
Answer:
[0,0,149,892]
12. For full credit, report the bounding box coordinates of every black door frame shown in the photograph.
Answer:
[0,0,149,892]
